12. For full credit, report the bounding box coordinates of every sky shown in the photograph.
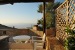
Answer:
[55,0,64,3]
[0,0,64,28]
[0,3,43,28]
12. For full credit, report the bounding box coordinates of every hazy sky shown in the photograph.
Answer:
[0,0,64,28]
[0,3,43,24]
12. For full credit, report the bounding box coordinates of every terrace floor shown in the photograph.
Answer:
[0,36,65,50]
[8,36,44,50]
[47,37,65,50]
[8,37,64,50]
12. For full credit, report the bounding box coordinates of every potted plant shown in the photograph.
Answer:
[64,25,75,50]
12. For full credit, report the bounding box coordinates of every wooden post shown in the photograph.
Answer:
[43,2,46,34]
[43,2,46,49]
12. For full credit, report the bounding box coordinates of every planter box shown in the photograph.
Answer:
[46,28,56,37]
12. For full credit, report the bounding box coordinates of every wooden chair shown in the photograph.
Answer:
[32,34,46,50]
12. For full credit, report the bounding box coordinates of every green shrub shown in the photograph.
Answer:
[65,26,75,50]
[65,37,75,50]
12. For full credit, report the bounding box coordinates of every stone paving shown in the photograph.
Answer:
[49,37,65,50]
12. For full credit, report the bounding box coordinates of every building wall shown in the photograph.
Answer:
[32,26,39,31]
[0,29,16,36]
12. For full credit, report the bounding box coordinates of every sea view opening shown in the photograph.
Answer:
[0,1,47,50]
[0,0,66,50]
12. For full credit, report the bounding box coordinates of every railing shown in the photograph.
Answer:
[56,0,75,41]
[30,29,43,37]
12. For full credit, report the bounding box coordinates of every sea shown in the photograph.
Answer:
[4,23,36,29]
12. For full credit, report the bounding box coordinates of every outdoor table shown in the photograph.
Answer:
[13,35,30,43]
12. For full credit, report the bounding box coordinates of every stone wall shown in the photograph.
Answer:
[0,29,43,36]
[0,29,16,36]
[15,29,30,35]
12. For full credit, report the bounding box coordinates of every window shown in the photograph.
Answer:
[3,31,6,35]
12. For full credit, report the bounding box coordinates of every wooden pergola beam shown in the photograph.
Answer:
[43,2,46,34]
[0,0,54,2]
[0,0,54,5]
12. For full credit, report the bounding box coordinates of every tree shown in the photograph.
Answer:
[37,2,61,29]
